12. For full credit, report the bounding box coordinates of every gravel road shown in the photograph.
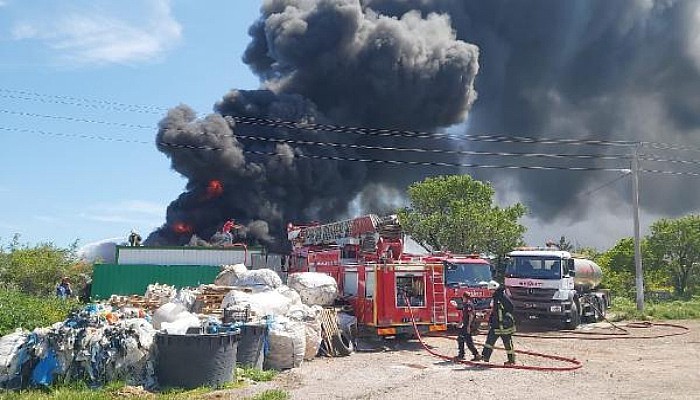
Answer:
[218,319,700,400]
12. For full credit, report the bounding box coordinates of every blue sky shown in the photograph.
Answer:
[0,0,262,248]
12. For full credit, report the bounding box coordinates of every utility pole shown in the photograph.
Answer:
[632,143,644,312]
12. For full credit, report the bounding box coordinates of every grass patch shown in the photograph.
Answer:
[0,368,267,400]
[0,289,79,336]
[609,296,700,321]
[1,381,247,400]
[238,367,277,382]
[249,389,289,400]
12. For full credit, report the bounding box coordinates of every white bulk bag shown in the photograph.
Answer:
[263,317,306,370]
[151,302,188,330]
[287,272,338,306]
[287,305,323,361]
[221,288,293,318]
[215,264,282,290]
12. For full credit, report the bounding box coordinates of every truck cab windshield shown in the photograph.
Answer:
[445,262,492,287]
[505,257,562,280]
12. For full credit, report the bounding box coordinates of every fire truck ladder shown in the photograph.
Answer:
[430,265,448,325]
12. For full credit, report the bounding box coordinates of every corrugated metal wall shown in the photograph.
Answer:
[116,246,261,266]
[91,264,221,299]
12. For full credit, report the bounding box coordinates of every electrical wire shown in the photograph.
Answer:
[640,169,700,177]
[233,133,633,161]
[640,154,700,166]
[579,172,631,197]
[230,115,639,148]
[0,109,153,130]
[2,86,699,155]
[0,88,168,114]
[0,107,634,161]
[5,125,698,176]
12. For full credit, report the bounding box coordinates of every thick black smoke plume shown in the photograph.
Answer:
[149,0,700,250]
[366,0,700,222]
[146,0,479,250]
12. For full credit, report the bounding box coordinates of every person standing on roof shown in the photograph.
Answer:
[451,291,481,361]
[481,285,516,365]
[128,229,142,246]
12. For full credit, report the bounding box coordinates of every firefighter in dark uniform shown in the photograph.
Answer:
[481,285,516,365]
[451,291,481,361]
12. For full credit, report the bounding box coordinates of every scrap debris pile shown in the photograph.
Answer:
[0,265,355,390]
[0,304,156,390]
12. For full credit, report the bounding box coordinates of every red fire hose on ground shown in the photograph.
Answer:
[403,295,690,371]
[512,302,690,340]
[403,295,583,371]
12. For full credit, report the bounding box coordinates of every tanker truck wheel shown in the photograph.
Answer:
[594,297,606,322]
[563,301,581,330]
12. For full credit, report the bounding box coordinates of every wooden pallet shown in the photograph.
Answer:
[195,285,253,315]
[109,295,162,312]
[319,308,341,357]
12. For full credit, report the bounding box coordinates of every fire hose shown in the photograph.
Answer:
[402,294,583,371]
[512,302,690,340]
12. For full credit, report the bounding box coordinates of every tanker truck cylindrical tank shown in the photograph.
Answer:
[572,258,603,290]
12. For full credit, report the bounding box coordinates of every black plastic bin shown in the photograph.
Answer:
[236,324,267,369]
[155,330,240,389]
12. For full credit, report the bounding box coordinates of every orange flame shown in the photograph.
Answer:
[172,222,193,234]
[206,180,224,198]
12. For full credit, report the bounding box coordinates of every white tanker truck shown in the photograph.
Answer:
[504,248,609,329]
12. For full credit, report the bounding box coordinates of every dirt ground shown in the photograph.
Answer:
[223,320,700,400]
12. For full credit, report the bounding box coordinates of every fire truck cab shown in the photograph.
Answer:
[421,254,496,327]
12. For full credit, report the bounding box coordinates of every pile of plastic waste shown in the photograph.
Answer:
[0,265,356,391]
[0,304,156,390]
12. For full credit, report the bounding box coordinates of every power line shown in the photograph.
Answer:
[233,133,633,162]
[640,169,700,177]
[0,123,631,164]
[3,86,699,154]
[0,109,153,130]
[639,154,700,166]
[0,126,151,145]
[161,142,632,172]
[0,108,634,160]
[642,141,700,153]
[579,172,631,197]
[6,125,698,176]
[5,107,699,166]
[230,115,640,148]
[0,88,168,114]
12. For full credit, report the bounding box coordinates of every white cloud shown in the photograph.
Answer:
[10,0,181,65]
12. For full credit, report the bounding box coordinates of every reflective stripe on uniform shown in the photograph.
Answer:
[494,327,516,335]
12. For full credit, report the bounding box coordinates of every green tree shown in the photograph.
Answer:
[596,237,667,299]
[647,215,700,297]
[398,175,527,264]
[0,235,91,296]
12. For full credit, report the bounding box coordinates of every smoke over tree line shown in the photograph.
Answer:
[147,0,700,250]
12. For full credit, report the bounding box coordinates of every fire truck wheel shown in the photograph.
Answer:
[331,331,354,356]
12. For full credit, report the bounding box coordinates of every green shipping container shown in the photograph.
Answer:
[91,264,222,299]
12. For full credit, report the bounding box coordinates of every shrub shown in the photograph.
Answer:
[0,289,78,336]
[608,296,700,321]
[0,236,92,297]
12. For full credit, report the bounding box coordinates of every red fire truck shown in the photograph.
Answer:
[287,214,495,337]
